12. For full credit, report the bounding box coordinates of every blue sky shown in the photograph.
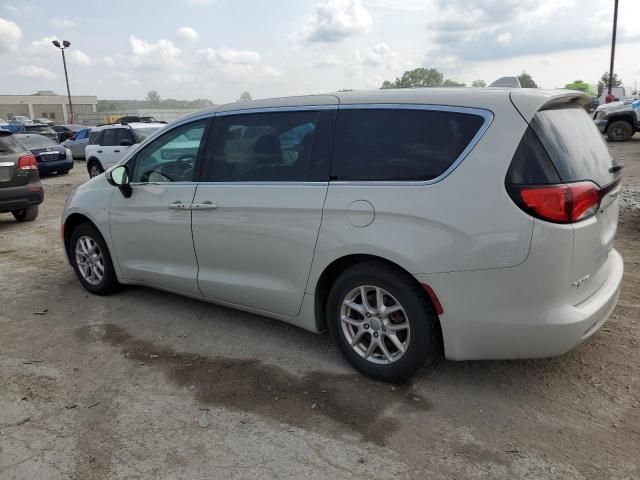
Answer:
[1,0,639,103]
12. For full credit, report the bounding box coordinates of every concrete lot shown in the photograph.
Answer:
[1,138,639,480]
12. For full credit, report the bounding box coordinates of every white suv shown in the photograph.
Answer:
[62,89,623,382]
[85,122,166,177]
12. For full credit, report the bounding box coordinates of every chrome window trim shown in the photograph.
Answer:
[331,103,494,187]
[193,181,329,186]
[153,103,493,186]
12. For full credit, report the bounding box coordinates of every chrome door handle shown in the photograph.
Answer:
[192,201,218,210]
[168,201,190,210]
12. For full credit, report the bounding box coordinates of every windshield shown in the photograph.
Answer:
[16,134,58,149]
[531,106,619,187]
[133,126,163,142]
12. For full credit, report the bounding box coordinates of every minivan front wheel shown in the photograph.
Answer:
[327,262,439,382]
[70,222,119,295]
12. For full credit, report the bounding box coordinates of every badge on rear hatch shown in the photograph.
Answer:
[571,274,591,288]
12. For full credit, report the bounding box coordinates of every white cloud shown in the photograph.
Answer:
[305,0,372,43]
[199,47,261,65]
[27,36,58,56]
[363,42,397,67]
[315,54,339,67]
[0,17,22,53]
[103,55,115,67]
[71,49,91,65]
[16,65,56,79]
[49,17,76,28]
[128,35,182,70]
[177,27,199,41]
[496,32,512,45]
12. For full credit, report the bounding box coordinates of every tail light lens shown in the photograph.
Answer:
[18,154,38,170]
[510,181,601,224]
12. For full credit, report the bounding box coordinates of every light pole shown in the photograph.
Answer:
[52,40,74,123]
[607,0,619,97]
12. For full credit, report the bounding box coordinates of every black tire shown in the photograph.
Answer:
[327,261,440,382]
[87,160,103,178]
[12,206,38,222]
[606,120,634,142]
[69,222,119,295]
[59,169,70,175]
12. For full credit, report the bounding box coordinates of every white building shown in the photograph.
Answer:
[0,91,97,123]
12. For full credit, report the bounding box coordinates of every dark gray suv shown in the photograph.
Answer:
[0,130,44,221]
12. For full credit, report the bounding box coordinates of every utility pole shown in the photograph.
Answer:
[52,40,74,123]
[607,0,619,95]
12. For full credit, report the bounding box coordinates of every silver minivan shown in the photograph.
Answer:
[62,88,623,381]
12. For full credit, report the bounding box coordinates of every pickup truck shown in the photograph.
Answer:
[593,99,640,142]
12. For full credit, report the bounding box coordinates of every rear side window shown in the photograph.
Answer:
[531,107,619,187]
[0,135,25,155]
[101,129,116,146]
[88,131,102,145]
[331,109,485,181]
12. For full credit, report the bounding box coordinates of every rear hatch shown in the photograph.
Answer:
[0,131,29,188]
[508,93,622,305]
[530,104,621,304]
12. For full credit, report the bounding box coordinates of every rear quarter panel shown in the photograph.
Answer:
[307,100,534,292]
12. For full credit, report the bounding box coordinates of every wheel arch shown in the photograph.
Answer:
[86,157,103,172]
[63,213,100,256]
[313,254,443,344]
[606,114,635,128]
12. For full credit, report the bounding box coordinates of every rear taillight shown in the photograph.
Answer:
[18,154,38,170]
[510,181,601,224]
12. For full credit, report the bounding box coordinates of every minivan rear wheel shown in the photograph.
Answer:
[327,262,439,382]
[606,120,634,142]
[69,222,119,295]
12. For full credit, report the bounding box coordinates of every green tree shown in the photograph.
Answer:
[517,71,538,88]
[145,90,161,103]
[442,79,466,87]
[381,67,444,89]
[236,91,252,102]
[471,79,486,87]
[597,72,623,96]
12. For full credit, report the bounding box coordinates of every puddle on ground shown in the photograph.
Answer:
[76,323,430,445]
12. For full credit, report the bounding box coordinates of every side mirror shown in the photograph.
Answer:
[120,139,133,147]
[109,165,132,198]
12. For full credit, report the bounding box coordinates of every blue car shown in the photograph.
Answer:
[0,123,26,134]
[14,133,74,175]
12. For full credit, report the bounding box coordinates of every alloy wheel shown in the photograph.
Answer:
[75,235,105,285]
[340,285,411,365]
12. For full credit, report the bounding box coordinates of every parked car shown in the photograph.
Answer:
[9,115,34,125]
[0,130,43,221]
[62,127,91,159]
[85,122,166,177]
[114,114,161,124]
[0,123,26,134]
[52,124,85,143]
[62,89,623,382]
[594,99,640,141]
[24,124,59,142]
[14,134,74,175]
[34,118,54,126]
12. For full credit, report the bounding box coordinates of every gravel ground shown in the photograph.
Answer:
[1,138,639,480]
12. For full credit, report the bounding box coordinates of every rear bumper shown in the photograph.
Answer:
[416,249,623,361]
[0,183,44,213]
[38,158,74,174]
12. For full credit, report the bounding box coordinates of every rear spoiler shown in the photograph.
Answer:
[510,90,591,123]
